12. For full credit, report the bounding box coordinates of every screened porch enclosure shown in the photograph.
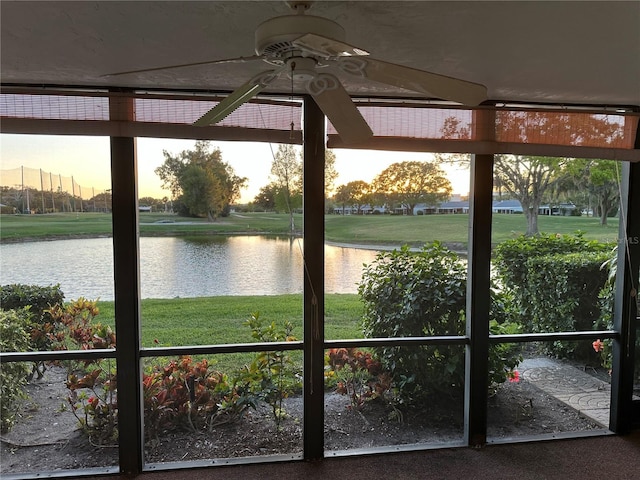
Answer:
[0,87,639,477]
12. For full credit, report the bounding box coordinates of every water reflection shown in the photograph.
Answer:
[0,236,380,300]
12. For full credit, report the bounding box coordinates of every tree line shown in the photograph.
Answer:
[4,140,618,240]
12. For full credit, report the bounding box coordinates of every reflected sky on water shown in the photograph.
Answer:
[0,236,380,300]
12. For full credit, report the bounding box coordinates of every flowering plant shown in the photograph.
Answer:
[507,370,520,383]
[592,338,612,374]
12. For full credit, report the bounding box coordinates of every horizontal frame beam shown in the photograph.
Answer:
[1,331,619,363]
[0,117,303,144]
[327,136,640,162]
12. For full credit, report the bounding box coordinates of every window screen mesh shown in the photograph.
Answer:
[1,93,109,121]
[133,97,302,130]
[1,90,637,152]
[334,106,473,140]
[495,110,633,149]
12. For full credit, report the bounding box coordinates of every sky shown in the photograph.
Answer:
[0,134,470,203]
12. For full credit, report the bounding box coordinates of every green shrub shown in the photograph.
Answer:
[0,309,32,432]
[0,284,65,322]
[493,233,609,290]
[494,234,612,359]
[358,242,521,402]
[0,284,65,378]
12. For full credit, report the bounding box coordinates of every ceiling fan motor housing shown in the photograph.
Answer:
[255,14,346,58]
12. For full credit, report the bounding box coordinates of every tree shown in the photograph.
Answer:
[324,149,339,199]
[138,196,165,212]
[270,144,302,233]
[494,155,564,236]
[155,141,247,221]
[372,161,452,215]
[491,111,623,233]
[89,191,113,212]
[588,160,620,225]
[563,159,620,225]
[253,183,278,211]
[333,180,371,214]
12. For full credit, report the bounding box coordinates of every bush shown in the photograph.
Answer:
[494,234,612,359]
[242,312,301,429]
[0,309,32,432]
[0,284,65,378]
[143,356,249,440]
[325,348,394,412]
[525,252,610,331]
[493,233,609,289]
[358,242,521,402]
[49,298,119,444]
[0,284,65,323]
[55,301,259,443]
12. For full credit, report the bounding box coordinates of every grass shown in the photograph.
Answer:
[0,211,621,245]
[325,213,621,245]
[0,212,300,241]
[96,294,363,346]
[96,293,363,372]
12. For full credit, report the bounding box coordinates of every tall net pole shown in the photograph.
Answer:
[40,169,45,213]
[50,172,55,212]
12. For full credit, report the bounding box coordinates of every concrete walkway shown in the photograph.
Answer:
[518,357,612,427]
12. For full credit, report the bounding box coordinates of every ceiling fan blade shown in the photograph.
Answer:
[194,66,287,126]
[292,33,370,58]
[338,57,487,106]
[103,55,264,77]
[306,73,373,145]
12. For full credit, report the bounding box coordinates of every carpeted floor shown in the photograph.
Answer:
[79,431,640,480]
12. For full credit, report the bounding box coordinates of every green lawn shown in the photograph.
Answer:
[325,213,620,245]
[96,293,363,371]
[0,211,620,245]
[96,294,363,347]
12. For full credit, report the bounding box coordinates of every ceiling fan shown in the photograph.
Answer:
[107,1,487,144]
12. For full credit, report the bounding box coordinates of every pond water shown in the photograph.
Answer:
[0,236,381,300]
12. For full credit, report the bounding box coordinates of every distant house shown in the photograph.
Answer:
[491,200,578,216]
[413,201,469,215]
[333,205,356,215]
[437,201,470,214]
[332,204,386,215]
[139,205,152,212]
[551,203,578,216]
[335,198,577,217]
[492,200,523,214]
[413,203,437,215]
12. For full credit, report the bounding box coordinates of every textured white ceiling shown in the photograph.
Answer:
[1,1,639,106]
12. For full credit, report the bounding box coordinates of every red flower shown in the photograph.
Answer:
[592,339,604,353]
[508,370,520,383]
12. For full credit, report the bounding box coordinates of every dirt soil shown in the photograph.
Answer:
[0,361,604,475]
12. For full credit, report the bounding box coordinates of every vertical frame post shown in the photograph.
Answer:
[610,161,640,432]
[464,153,494,446]
[464,108,495,446]
[109,94,144,473]
[303,95,326,460]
